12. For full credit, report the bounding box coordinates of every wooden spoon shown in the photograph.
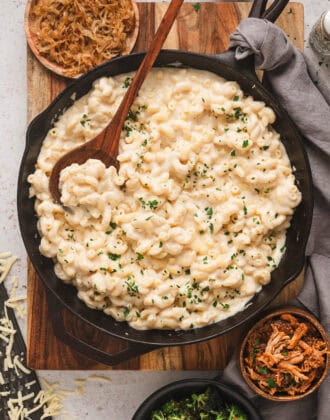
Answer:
[49,0,184,203]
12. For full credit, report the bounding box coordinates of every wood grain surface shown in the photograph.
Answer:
[26,2,304,370]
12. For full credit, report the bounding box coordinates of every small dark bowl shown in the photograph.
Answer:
[132,378,262,420]
[239,306,330,401]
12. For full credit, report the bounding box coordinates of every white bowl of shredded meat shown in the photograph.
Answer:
[24,0,139,78]
[239,307,330,401]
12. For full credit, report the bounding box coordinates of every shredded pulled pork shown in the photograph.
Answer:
[244,313,329,396]
[30,0,136,77]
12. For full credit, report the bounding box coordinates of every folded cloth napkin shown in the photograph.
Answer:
[221,18,330,420]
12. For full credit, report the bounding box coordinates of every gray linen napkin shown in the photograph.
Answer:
[221,18,330,420]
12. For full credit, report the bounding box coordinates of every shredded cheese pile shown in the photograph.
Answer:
[1,252,113,418]
[6,379,66,419]
[0,252,64,419]
[30,0,136,77]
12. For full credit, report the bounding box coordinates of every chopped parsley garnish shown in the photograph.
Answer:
[139,197,159,210]
[148,199,159,209]
[243,204,248,215]
[230,150,236,157]
[242,139,249,148]
[159,242,163,248]
[122,77,132,88]
[185,269,191,275]
[126,109,138,121]
[220,303,230,309]
[267,379,276,388]
[209,223,214,234]
[193,3,200,12]
[258,366,269,375]
[125,105,147,122]
[123,124,133,137]
[107,253,120,261]
[205,207,213,218]
[80,113,90,127]
[126,278,139,296]
[109,222,117,229]
[262,145,270,150]
[136,253,144,261]
[233,95,239,101]
[123,307,130,317]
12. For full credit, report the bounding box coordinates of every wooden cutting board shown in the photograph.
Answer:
[26,2,304,370]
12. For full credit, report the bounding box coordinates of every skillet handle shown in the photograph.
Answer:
[248,0,268,19]
[215,0,290,76]
[262,0,290,23]
[249,0,290,22]
[46,294,157,366]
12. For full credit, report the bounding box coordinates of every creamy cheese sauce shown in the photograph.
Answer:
[28,68,301,330]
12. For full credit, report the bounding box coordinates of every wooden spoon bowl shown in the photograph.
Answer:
[49,0,184,203]
[239,306,330,401]
[24,0,140,79]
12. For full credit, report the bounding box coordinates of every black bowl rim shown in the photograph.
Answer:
[132,378,263,420]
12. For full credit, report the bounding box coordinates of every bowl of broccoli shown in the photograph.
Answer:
[132,378,262,420]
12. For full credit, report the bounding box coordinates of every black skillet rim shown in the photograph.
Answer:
[17,50,313,347]
[132,378,262,420]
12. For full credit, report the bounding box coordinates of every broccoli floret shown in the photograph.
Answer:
[190,392,209,409]
[151,410,166,420]
[162,400,180,415]
[214,412,227,420]
[151,388,247,420]
[227,404,248,420]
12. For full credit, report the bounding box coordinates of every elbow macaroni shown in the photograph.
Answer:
[28,68,301,330]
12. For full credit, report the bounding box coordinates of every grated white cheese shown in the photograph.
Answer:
[0,251,114,419]
[25,380,37,389]
[0,391,10,397]
[13,355,31,375]
[0,332,10,343]
[6,275,27,319]
[0,252,18,283]
[86,375,112,383]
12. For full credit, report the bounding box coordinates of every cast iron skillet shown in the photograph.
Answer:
[17,0,313,365]
[132,378,262,420]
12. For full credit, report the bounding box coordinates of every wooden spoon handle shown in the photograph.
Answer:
[99,0,184,156]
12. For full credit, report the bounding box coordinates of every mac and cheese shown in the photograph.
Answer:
[28,68,301,330]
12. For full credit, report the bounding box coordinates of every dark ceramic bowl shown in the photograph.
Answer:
[132,378,262,419]
[240,306,330,401]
